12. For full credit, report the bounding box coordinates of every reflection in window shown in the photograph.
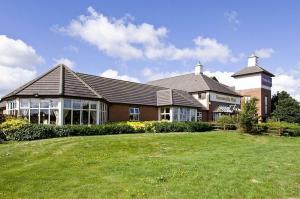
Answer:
[63,110,71,125]
[30,109,39,124]
[40,109,49,124]
[129,107,140,121]
[90,111,97,125]
[82,110,89,125]
[50,109,59,125]
[73,110,81,125]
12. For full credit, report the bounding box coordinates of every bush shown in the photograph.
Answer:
[0,117,29,139]
[150,122,213,133]
[217,115,237,130]
[0,129,6,142]
[259,121,300,136]
[239,98,259,134]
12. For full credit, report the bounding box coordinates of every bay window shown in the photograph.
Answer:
[160,106,198,122]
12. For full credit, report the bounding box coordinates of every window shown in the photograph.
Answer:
[198,92,206,100]
[129,107,140,121]
[6,100,17,116]
[190,109,196,121]
[63,110,72,125]
[180,108,188,121]
[265,96,268,115]
[160,107,170,121]
[172,107,179,121]
[244,96,251,103]
[197,111,203,121]
[213,112,221,121]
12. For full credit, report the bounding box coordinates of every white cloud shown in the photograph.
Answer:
[53,58,76,69]
[100,69,139,82]
[204,70,235,86]
[255,48,275,58]
[0,35,44,69]
[224,11,240,30]
[0,35,43,98]
[142,67,189,82]
[56,7,237,63]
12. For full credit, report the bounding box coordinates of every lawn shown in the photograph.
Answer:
[0,131,300,199]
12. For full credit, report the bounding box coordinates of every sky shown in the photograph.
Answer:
[1,0,300,99]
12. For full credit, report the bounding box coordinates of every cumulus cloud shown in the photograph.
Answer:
[224,11,240,30]
[100,69,139,82]
[0,35,43,98]
[55,7,237,63]
[255,48,275,58]
[142,67,190,82]
[53,57,76,69]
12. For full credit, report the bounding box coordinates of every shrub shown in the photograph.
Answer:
[217,115,237,130]
[0,129,6,142]
[239,98,259,134]
[259,121,300,136]
[150,122,213,133]
[0,117,29,139]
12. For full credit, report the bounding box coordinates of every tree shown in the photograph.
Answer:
[239,98,258,134]
[271,91,300,123]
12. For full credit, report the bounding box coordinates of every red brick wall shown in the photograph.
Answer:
[108,103,158,122]
[237,88,271,120]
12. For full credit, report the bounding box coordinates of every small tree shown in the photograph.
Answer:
[271,91,300,123]
[239,98,258,134]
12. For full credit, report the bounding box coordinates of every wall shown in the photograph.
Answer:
[108,103,158,122]
[237,88,271,120]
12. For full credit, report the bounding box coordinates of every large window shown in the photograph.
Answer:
[19,99,59,124]
[63,99,107,125]
[129,107,140,121]
[160,107,170,121]
[6,100,17,116]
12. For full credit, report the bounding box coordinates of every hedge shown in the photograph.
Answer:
[258,122,300,136]
[2,121,214,141]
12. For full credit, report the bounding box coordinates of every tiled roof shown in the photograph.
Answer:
[77,73,202,107]
[232,66,275,77]
[0,65,203,108]
[1,65,100,100]
[148,73,241,96]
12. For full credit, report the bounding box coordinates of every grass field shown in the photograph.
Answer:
[0,131,300,199]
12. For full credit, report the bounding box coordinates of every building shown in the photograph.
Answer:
[0,64,202,125]
[0,55,274,125]
[148,63,242,121]
[232,54,274,121]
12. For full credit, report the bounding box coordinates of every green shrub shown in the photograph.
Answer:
[259,121,300,136]
[150,122,213,133]
[217,115,237,130]
[0,117,29,139]
[0,129,6,142]
[239,98,259,134]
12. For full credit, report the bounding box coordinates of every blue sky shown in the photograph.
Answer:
[1,0,300,99]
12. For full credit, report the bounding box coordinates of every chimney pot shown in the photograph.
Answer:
[195,61,203,75]
[248,54,258,67]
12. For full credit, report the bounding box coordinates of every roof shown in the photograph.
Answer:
[77,73,202,107]
[232,66,275,77]
[148,73,241,96]
[1,65,100,100]
[0,101,5,109]
[1,65,202,108]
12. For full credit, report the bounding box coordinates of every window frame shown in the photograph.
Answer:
[129,107,140,121]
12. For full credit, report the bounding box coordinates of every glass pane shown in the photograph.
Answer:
[63,110,72,125]
[20,109,29,120]
[40,101,49,108]
[64,99,72,109]
[90,103,97,110]
[82,101,89,110]
[82,110,89,125]
[50,100,59,108]
[129,108,134,114]
[73,100,81,109]
[30,109,39,124]
[50,109,59,125]
[135,108,140,114]
[30,100,39,108]
[166,114,170,120]
[166,108,170,113]
[40,109,49,124]
[73,110,80,125]
[20,99,30,108]
[90,111,97,125]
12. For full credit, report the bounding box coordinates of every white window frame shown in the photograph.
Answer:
[160,107,171,121]
[129,107,140,121]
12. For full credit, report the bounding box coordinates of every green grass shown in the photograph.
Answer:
[0,132,300,199]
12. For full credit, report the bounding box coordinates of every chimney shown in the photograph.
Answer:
[195,61,203,75]
[248,54,258,67]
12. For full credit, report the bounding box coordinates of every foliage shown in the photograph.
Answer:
[7,121,214,141]
[0,129,6,142]
[0,117,29,139]
[259,121,300,136]
[238,98,259,134]
[271,91,300,123]
[216,115,237,130]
